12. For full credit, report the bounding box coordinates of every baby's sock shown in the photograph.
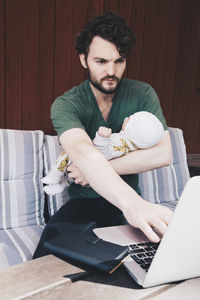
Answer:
[43,180,69,195]
[42,166,65,185]
[42,152,70,184]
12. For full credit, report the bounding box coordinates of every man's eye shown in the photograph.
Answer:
[97,60,106,64]
[116,58,126,63]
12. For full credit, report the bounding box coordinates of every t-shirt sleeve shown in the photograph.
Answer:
[139,84,168,131]
[51,95,85,137]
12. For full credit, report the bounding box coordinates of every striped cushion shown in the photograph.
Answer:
[0,225,44,270]
[43,135,70,216]
[0,129,45,229]
[138,128,190,210]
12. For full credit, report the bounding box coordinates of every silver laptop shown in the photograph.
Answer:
[94,176,200,287]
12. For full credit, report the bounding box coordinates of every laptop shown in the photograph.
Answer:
[93,176,200,287]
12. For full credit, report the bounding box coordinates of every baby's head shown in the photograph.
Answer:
[122,111,164,149]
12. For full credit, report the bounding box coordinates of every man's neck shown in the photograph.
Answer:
[90,82,114,103]
[90,82,114,122]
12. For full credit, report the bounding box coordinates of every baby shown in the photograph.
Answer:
[43,111,164,195]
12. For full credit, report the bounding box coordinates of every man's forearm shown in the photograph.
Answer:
[109,131,172,175]
[69,145,142,211]
[59,128,141,211]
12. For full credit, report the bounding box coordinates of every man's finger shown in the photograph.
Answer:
[149,218,168,237]
[139,222,160,243]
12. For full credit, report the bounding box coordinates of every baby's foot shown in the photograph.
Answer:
[43,181,69,195]
[42,173,64,185]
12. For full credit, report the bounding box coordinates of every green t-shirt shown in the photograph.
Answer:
[51,79,168,199]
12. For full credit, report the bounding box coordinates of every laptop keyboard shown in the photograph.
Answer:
[128,242,160,272]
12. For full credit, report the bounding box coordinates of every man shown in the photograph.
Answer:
[34,12,172,258]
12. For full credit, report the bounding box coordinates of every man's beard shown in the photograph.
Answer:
[88,72,122,95]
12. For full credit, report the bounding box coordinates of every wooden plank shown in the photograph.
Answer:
[22,0,39,130]
[53,0,73,99]
[146,278,200,300]
[118,0,132,27]
[159,0,182,125]
[140,0,160,85]
[0,255,85,300]
[69,0,89,88]
[184,0,200,153]
[171,0,200,153]
[87,0,104,19]
[151,0,171,109]
[5,0,23,129]
[186,142,200,155]
[0,0,5,128]
[33,267,174,300]
[118,0,133,79]
[127,0,146,80]
[38,0,55,134]
[104,0,120,12]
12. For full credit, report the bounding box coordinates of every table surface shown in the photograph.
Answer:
[1,255,200,300]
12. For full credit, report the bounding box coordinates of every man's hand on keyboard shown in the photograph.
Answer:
[123,199,173,243]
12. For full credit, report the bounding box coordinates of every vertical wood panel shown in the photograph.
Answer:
[194,14,200,148]
[151,0,171,100]
[104,0,120,12]
[0,0,5,128]
[22,0,39,130]
[38,0,55,133]
[127,0,146,80]
[53,0,73,98]
[159,0,182,124]
[140,0,160,85]
[70,0,89,87]
[87,0,104,18]
[171,0,200,153]
[118,0,132,25]
[5,0,23,129]
[84,0,105,81]
[118,0,133,79]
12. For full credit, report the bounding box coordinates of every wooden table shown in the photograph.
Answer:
[0,255,200,300]
[187,154,200,168]
[187,154,200,176]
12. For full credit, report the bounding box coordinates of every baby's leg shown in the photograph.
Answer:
[42,152,70,184]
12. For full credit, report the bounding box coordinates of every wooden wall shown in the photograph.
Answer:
[0,0,199,153]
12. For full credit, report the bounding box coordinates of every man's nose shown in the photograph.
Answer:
[106,62,115,76]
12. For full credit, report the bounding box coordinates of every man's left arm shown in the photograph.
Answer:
[109,130,172,175]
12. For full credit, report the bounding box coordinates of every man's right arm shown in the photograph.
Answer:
[60,128,173,243]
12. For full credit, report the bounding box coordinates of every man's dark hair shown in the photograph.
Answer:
[76,11,136,57]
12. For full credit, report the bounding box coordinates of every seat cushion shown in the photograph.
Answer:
[138,128,190,210]
[43,135,70,217]
[0,225,44,270]
[0,129,45,229]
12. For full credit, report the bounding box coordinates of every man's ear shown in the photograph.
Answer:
[79,54,87,69]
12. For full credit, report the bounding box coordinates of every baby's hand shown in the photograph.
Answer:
[98,127,112,138]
